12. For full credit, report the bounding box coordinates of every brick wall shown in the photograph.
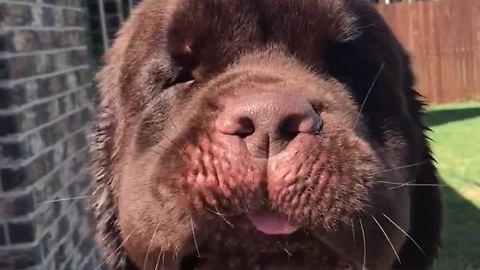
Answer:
[0,0,103,269]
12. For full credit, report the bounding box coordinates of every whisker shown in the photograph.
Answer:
[381,180,415,189]
[389,183,446,190]
[277,241,293,257]
[173,244,181,260]
[373,161,428,175]
[371,215,401,264]
[162,251,167,270]
[351,220,356,244]
[95,227,136,270]
[205,206,235,228]
[154,247,164,270]
[144,223,161,269]
[353,62,385,129]
[37,195,92,205]
[378,180,447,190]
[382,213,425,255]
[190,217,201,258]
[359,219,367,270]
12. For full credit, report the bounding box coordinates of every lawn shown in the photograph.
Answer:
[425,102,480,270]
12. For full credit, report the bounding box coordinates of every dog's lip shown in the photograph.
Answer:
[247,211,300,235]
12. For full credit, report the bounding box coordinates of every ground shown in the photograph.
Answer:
[425,102,480,270]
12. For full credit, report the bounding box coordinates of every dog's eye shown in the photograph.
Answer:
[162,67,194,89]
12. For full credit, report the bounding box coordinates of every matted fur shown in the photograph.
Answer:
[91,0,443,269]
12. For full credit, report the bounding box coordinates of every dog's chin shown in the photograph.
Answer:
[175,213,361,270]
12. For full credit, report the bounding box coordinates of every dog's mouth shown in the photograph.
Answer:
[174,210,360,270]
[247,211,300,235]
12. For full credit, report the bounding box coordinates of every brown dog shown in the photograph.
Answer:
[91,0,443,269]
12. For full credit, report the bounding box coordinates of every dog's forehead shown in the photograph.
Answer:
[165,0,358,70]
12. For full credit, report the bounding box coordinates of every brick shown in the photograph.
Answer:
[80,256,98,270]
[0,115,18,136]
[0,243,43,269]
[1,142,27,160]
[0,3,33,27]
[63,129,87,158]
[8,221,36,244]
[14,192,35,216]
[0,192,35,219]
[67,172,90,198]
[0,223,6,245]
[54,51,69,70]
[66,72,79,89]
[42,7,56,27]
[53,240,68,269]
[58,30,86,48]
[75,68,93,86]
[0,81,40,110]
[0,34,6,52]
[69,50,89,66]
[0,59,10,79]
[2,98,72,135]
[0,84,32,110]
[34,199,62,235]
[40,214,70,259]
[7,30,38,53]
[32,99,61,127]
[63,9,84,27]
[37,31,56,50]
[2,56,35,79]
[38,73,67,98]
[54,8,65,27]
[78,237,95,260]
[35,54,56,75]
[31,5,44,27]
[39,119,67,146]
[66,108,89,132]
[58,214,70,236]
[1,152,52,191]
[63,258,73,270]
[24,132,46,158]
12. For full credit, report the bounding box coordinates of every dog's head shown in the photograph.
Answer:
[91,0,443,269]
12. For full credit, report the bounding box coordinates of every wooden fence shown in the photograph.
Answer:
[377,0,480,103]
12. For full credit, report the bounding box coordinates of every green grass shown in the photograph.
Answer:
[425,102,480,270]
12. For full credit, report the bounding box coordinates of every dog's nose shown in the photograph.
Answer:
[216,92,322,157]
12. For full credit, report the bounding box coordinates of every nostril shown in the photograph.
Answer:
[278,111,323,137]
[235,117,255,138]
[217,116,255,138]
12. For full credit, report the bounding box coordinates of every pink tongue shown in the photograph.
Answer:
[247,212,300,235]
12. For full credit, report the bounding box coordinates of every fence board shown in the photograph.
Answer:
[377,0,480,103]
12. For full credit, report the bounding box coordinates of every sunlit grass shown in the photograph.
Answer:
[425,102,480,270]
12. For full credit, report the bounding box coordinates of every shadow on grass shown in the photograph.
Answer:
[426,108,480,127]
[434,183,480,269]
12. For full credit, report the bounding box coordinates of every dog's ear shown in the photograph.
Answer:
[89,11,139,270]
[395,53,443,269]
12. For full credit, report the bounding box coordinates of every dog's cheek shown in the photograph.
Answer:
[115,152,196,269]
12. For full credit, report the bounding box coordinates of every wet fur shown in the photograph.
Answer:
[91,0,443,269]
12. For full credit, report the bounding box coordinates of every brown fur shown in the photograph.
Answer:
[91,0,443,269]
